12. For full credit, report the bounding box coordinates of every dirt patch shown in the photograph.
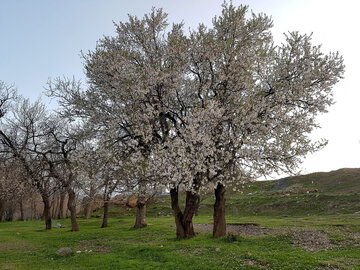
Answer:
[0,242,29,252]
[194,223,277,237]
[0,262,19,270]
[347,232,360,240]
[177,247,207,256]
[243,259,271,268]
[289,229,333,252]
[194,223,333,252]
[76,239,112,254]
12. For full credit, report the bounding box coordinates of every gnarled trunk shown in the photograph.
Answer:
[134,197,147,228]
[170,187,199,239]
[42,196,52,230]
[67,189,79,231]
[213,183,226,238]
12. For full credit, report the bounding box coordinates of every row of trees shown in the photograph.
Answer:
[0,3,344,238]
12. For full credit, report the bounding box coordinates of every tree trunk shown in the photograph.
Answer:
[101,200,109,228]
[4,207,14,222]
[31,198,35,220]
[42,196,52,230]
[170,187,199,239]
[50,197,58,219]
[0,200,3,222]
[170,188,185,238]
[213,183,226,238]
[58,191,66,219]
[67,189,79,231]
[134,197,147,228]
[83,197,93,219]
[19,200,24,221]
[194,195,200,216]
[182,191,199,238]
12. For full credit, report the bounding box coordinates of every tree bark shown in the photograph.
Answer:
[50,197,58,219]
[31,198,36,220]
[194,195,200,216]
[170,187,199,239]
[170,187,185,238]
[182,191,199,238]
[42,196,52,230]
[213,183,226,238]
[134,197,147,228]
[19,200,24,221]
[83,198,93,219]
[0,200,3,222]
[58,191,66,219]
[67,189,79,231]
[101,200,109,228]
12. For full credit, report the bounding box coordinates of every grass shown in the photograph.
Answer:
[1,168,360,269]
[1,211,360,269]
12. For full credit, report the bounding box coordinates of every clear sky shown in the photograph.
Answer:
[1,0,359,177]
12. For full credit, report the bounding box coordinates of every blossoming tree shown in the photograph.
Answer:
[47,2,344,238]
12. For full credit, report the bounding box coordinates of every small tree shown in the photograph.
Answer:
[0,160,33,221]
[0,97,57,229]
[41,116,80,231]
[0,89,81,230]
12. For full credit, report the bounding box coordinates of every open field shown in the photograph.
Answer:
[1,214,360,269]
[1,169,360,269]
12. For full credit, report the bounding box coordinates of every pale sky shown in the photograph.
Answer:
[1,0,359,177]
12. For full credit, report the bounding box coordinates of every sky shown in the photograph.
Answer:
[1,0,359,177]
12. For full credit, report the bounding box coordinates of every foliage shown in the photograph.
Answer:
[48,2,344,196]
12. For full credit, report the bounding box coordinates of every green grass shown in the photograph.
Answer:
[1,212,360,269]
[1,168,360,269]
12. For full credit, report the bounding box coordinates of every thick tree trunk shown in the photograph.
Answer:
[58,191,66,219]
[213,183,226,238]
[134,197,147,228]
[170,188,185,238]
[182,191,199,238]
[170,187,199,239]
[67,189,79,231]
[101,200,109,228]
[42,196,52,230]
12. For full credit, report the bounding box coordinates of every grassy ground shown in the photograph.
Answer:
[1,168,360,269]
[1,211,360,269]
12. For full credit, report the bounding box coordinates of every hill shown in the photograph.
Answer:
[195,168,360,217]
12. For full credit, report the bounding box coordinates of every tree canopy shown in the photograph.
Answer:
[2,2,344,237]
